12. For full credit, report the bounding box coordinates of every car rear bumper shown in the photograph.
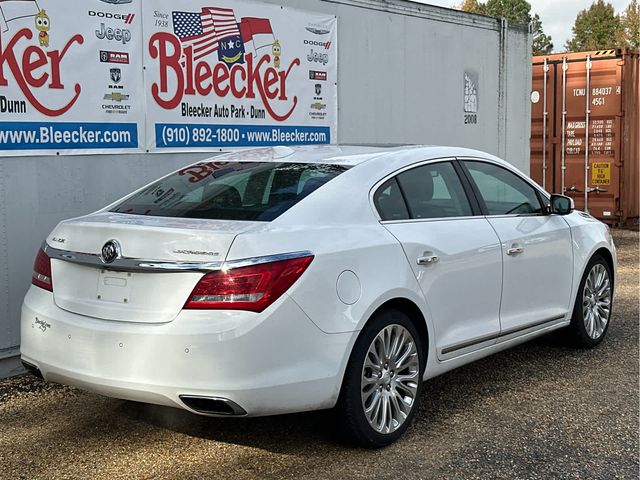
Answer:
[21,286,354,416]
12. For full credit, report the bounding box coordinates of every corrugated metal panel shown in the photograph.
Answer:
[0,0,532,373]
[531,49,639,225]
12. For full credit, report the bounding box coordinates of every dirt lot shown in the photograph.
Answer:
[0,229,637,480]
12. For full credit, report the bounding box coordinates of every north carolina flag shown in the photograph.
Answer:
[240,17,275,51]
[0,0,40,32]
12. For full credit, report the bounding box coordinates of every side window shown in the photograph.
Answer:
[464,161,544,215]
[396,162,472,219]
[373,178,409,221]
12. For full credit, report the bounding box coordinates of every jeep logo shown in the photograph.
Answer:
[95,23,132,44]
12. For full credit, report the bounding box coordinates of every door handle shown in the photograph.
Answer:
[506,245,525,256]
[417,254,439,265]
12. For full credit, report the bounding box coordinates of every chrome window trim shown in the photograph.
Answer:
[43,243,313,273]
[456,156,551,199]
[380,215,481,225]
[369,157,475,223]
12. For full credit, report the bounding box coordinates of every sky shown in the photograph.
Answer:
[417,0,631,51]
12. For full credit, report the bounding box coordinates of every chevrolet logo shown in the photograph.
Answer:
[103,92,130,102]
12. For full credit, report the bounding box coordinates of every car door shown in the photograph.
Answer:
[460,159,574,335]
[374,159,503,360]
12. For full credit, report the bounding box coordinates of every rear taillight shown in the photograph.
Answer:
[32,248,53,292]
[184,255,314,312]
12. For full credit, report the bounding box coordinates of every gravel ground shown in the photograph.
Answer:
[0,229,637,480]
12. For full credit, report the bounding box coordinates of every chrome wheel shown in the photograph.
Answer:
[360,324,420,434]
[582,263,611,340]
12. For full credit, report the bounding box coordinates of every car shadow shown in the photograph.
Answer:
[115,330,598,453]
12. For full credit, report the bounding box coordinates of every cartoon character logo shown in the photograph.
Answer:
[35,9,50,47]
[272,40,281,69]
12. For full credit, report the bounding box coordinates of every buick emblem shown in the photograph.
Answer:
[100,240,121,264]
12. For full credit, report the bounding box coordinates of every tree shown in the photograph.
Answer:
[456,0,553,55]
[531,13,554,54]
[565,0,622,52]
[616,0,639,50]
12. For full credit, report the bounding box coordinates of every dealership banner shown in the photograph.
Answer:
[0,0,145,156]
[143,0,337,152]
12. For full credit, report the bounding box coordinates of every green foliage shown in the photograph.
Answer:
[565,0,622,52]
[456,0,553,55]
[531,13,553,55]
[617,0,639,50]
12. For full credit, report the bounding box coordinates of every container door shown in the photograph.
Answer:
[557,52,622,221]
[530,58,554,191]
[531,51,625,223]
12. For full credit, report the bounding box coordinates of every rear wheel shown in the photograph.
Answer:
[337,309,424,447]
[566,255,613,348]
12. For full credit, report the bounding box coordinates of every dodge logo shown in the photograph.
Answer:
[100,240,121,264]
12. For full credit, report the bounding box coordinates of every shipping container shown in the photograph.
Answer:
[531,49,639,225]
[0,0,532,376]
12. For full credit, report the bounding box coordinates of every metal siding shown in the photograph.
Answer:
[0,0,531,372]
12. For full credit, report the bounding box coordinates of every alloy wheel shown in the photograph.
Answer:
[360,324,420,434]
[582,263,611,340]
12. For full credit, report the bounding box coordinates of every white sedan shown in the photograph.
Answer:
[21,145,616,447]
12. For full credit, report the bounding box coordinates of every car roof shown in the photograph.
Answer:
[205,145,508,168]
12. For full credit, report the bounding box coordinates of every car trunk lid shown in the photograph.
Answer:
[48,213,261,323]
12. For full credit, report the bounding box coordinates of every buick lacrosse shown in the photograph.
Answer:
[21,145,615,447]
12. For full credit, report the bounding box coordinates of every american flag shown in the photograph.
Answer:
[172,7,242,62]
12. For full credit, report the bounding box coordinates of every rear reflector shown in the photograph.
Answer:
[32,248,53,292]
[184,255,313,312]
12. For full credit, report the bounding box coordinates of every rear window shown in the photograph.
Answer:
[111,162,347,221]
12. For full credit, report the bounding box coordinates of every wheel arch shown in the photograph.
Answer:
[361,297,430,369]
[593,247,615,281]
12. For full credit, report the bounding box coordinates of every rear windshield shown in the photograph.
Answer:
[111,161,348,221]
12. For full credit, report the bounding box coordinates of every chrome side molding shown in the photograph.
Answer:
[43,243,313,274]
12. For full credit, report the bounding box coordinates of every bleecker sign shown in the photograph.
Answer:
[592,162,611,186]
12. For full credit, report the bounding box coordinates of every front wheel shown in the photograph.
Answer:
[566,255,613,348]
[337,309,424,447]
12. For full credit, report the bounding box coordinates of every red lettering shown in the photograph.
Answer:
[148,33,300,121]
[195,62,211,96]
[0,29,82,116]
[212,63,229,97]
[22,46,48,87]
[263,67,278,100]
[47,34,83,89]
[149,32,183,109]
[278,60,298,101]
[230,64,246,98]
[184,45,195,95]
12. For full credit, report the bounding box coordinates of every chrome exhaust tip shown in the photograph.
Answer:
[179,395,247,416]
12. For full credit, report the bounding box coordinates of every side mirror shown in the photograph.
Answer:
[550,194,574,215]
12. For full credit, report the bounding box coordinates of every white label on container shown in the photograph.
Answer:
[603,211,612,217]
[531,91,540,103]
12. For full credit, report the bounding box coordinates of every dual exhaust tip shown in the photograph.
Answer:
[22,360,246,416]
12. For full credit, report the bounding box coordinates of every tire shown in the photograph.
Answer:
[566,254,613,348]
[337,308,424,448]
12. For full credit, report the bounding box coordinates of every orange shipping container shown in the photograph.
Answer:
[531,49,639,226]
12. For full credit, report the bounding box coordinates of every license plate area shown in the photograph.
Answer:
[96,270,133,304]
